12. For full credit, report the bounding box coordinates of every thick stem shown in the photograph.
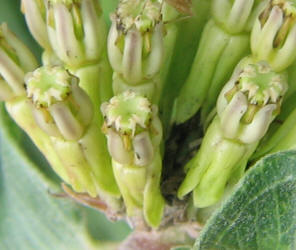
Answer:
[193,137,255,208]
[119,223,201,250]
[174,20,230,124]
[159,0,211,137]
[177,118,222,199]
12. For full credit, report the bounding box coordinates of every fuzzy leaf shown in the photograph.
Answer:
[196,151,296,250]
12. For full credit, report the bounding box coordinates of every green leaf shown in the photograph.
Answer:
[196,151,296,250]
[0,104,131,248]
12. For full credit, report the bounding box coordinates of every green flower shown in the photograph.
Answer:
[101,90,164,228]
[25,65,120,202]
[26,66,93,140]
[21,0,52,50]
[178,60,288,208]
[217,60,287,143]
[107,0,164,99]
[46,0,106,68]
[0,23,38,101]
[174,0,266,124]
[212,0,267,34]
[251,0,296,71]
[0,25,71,184]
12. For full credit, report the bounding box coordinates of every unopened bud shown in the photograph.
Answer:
[107,0,164,84]
[0,23,38,101]
[212,0,267,34]
[46,0,105,68]
[101,90,162,166]
[217,60,287,143]
[251,0,296,71]
[26,66,93,140]
[21,0,52,50]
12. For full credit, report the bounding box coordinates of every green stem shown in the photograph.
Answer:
[98,52,113,103]
[70,64,120,199]
[193,138,256,208]
[177,117,222,199]
[178,117,257,207]
[50,136,98,196]
[112,160,147,216]
[153,3,180,104]
[143,150,165,228]
[201,33,250,123]
[112,150,164,228]
[78,122,120,197]
[72,63,112,109]
[159,0,211,136]
[174,20,230,124]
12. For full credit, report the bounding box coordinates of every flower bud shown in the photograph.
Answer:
[178,60,288,209]
[251,0,296,71]
[107,0,164,85]
[21,0,52,50]
[46,0,106,68]
[217,60,288,143]
[212,0,267,34]
[0,23,38,101]
[101,90,162,166]
[101,90,164,227]
[26,66,93,140]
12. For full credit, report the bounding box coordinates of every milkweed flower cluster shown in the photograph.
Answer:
[1,0,296,229]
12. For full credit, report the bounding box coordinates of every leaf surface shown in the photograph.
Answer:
[196,151,296,250]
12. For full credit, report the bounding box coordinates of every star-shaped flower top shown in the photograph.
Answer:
[101,90,152,137]
[217,60,288,143]
[26,66,74,108]
[114,0,162,34]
